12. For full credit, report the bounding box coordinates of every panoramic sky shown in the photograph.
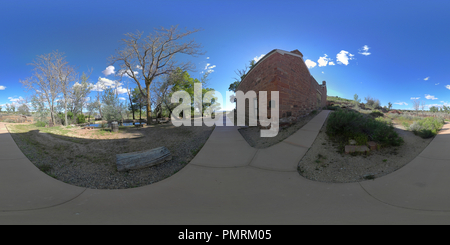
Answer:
[1,0,450,111]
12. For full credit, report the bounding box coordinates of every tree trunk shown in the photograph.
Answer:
[146,85,153,125]
[64,98,68,126]
[128,93,135,125]
[116,146,172,172]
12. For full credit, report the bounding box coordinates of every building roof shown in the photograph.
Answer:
[236,49,310,91]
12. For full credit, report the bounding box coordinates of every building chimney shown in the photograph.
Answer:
[290,49,303,58]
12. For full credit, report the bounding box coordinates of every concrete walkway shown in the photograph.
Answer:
[1,111,450,224]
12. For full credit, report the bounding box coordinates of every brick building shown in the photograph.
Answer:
[236,49,327,125]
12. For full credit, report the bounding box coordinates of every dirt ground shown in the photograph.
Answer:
[297,118,433,182]
[7,121,214,189]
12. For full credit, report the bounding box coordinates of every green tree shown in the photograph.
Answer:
[31,94,49,123]
[353,94,361,107]
[131,87,147,120]
[69,72,92,116]
[18,104,30,115]
[5,104,11,113]
[102,86,126,123]
[170,70,219,117]
[388,102,393,111]
[429,106,438,113]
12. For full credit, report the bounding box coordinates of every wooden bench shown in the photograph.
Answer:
[83,126,95,130]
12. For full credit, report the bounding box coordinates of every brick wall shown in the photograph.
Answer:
[236,49,327,124]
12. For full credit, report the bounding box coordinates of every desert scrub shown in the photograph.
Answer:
[369,110,384,118]
[326,109,403,152]
[407,117,445,138]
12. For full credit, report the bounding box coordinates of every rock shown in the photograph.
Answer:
[388,110,402,114]
[349,139,356,145]
[116,146,172,172]
[345,145,370,154]
[367,141,377,150]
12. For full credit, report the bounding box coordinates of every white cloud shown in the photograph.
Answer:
[317,54,330,67]
[115,87,129,95]
[336,50,354,65]
[394,102,408,106]
[0,85,6,90]
[119,97,126,101]
[445,85,450,90]
[425,94,438,100]
[424,77,429,81]
[102,66,115,76]
[98,77,118,87]
[7,96,24,106]
[358,45,371,56]
[328,61,335,66]
[435,83,440,85]
[410,97,420,100]
[206,57,210,59]
[253,54,265,63]
[305,59,317,69]
[90,77,128,94]
[204,63,216,73]
[8,96,23,102]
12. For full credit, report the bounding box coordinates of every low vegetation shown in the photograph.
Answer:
[326,95,447,143]
[326,108,404,153]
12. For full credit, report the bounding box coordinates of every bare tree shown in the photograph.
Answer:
[412,98,420,115]
[20,51,73,125]
[53,53,77,126]
[420,101,426,115]
[108,25,204,124]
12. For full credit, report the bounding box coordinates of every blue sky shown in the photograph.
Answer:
[1,0,450,111]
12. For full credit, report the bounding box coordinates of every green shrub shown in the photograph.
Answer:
[402,121,410,129]
[325,105,340,110]
[354,133,368,145]
[408,117,444,138]
[35,121,47,127]
[57,111,74,125]
[326,109,403,150]
[370,110,384,118]
[375,117,392,126]
[76,114,86,124]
